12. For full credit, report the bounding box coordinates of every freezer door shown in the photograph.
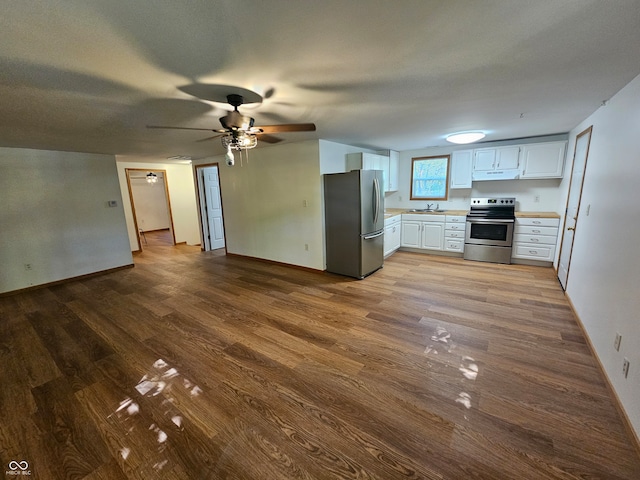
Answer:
[360,230,384,278]
[360,170,384,234]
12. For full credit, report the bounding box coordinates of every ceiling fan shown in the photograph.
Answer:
[147,85,316,163]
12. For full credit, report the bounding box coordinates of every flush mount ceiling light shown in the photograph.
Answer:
[446,132,486,144]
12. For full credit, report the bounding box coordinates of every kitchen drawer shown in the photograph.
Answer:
[514,225,557,236]
[445,215,466,224]
[384,215,401,227]
[445,230,465,239]
[514,233,557,245]
[445,222,465,231]
[512,243,555,261]
[444,238,464,252]
[516,217,560,228]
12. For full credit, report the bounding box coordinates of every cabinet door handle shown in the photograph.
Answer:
[567,227,575,231]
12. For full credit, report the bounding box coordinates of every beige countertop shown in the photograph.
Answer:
[515,211,561,218]
[384,208,560,219]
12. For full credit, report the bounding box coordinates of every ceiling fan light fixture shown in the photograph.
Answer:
[221,133,257,150]
[446,132,486,144]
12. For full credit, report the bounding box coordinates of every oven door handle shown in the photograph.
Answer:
[466,218,515,224]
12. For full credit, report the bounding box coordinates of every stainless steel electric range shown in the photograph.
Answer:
[464,197,516,264]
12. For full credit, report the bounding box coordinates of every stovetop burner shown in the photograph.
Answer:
[467,197,516,219]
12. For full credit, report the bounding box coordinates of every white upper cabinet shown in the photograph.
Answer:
[450,150,473,189]
[388,150,399,192]
[520,142,567,179]
[472,146,521,180]
[347,151,399,192]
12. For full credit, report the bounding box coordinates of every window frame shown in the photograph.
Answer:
[409,155,451,200]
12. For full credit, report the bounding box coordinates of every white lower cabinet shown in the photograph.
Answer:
[512,217,560,263]
[444,215,466,253]
[401,214,444,251]
[384,215,402,257]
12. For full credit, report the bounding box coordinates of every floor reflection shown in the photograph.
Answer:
[422,325,480,416]
[107,358,202,473]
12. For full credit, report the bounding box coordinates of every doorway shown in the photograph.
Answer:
[557,126,593,289]
[195,164,226,251]
[125,168,177,252]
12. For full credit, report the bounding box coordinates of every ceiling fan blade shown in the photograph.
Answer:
[256,134,283,144]
[254,123,316,134]
[147,125,222,132]
[178,84,263,104]
[196,133,225,143]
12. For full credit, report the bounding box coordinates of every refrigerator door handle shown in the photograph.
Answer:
[363,231,384,240]
[373,177,380,225]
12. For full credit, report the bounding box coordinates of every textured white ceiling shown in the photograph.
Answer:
[1,0,639,159]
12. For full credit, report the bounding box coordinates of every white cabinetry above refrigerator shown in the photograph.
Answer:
[346,151,399,193]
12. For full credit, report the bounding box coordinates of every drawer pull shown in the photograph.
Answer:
[529,250,538,254]
[532,229,541,233]
[530,238,539,242]
[532,220,542,224]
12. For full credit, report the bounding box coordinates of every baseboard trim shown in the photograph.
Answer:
[0,264,135,297]
[225,252,323,274]
[139,228,171,233]
[565,293,640,458]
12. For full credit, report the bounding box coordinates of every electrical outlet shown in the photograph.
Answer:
[534,195,540,203]
[24,263,32,271]
[623,358,630,378]
[614,333,622,351]
[302,199,308,207]
[304,244,309,251]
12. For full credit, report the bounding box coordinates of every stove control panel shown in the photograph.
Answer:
[470,197,516,206]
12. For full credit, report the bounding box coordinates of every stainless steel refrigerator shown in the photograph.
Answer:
[324,170,384,279]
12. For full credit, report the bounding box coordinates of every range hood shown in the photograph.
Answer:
[472,169,520,181]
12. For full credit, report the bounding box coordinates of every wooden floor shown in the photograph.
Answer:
[1,245,639,479]
[140,229,174,247]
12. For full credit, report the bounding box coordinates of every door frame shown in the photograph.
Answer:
[193,163,227,253]
[125,168,177,252]
[557,126,593,289]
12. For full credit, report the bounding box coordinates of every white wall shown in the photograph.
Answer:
[129,174,171,231]
[385,135,567,213]
[318,139,376,174]
[116,159,201,250]
[0,147,132,294]
[560,73,640,438]
[194,140,324,270]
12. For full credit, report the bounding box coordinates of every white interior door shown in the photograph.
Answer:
[199,166,225,251]
[558,127,592,289]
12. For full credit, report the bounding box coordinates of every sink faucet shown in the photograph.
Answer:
[426,203,434,210]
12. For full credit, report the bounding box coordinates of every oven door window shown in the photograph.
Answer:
[469,223,509,241]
